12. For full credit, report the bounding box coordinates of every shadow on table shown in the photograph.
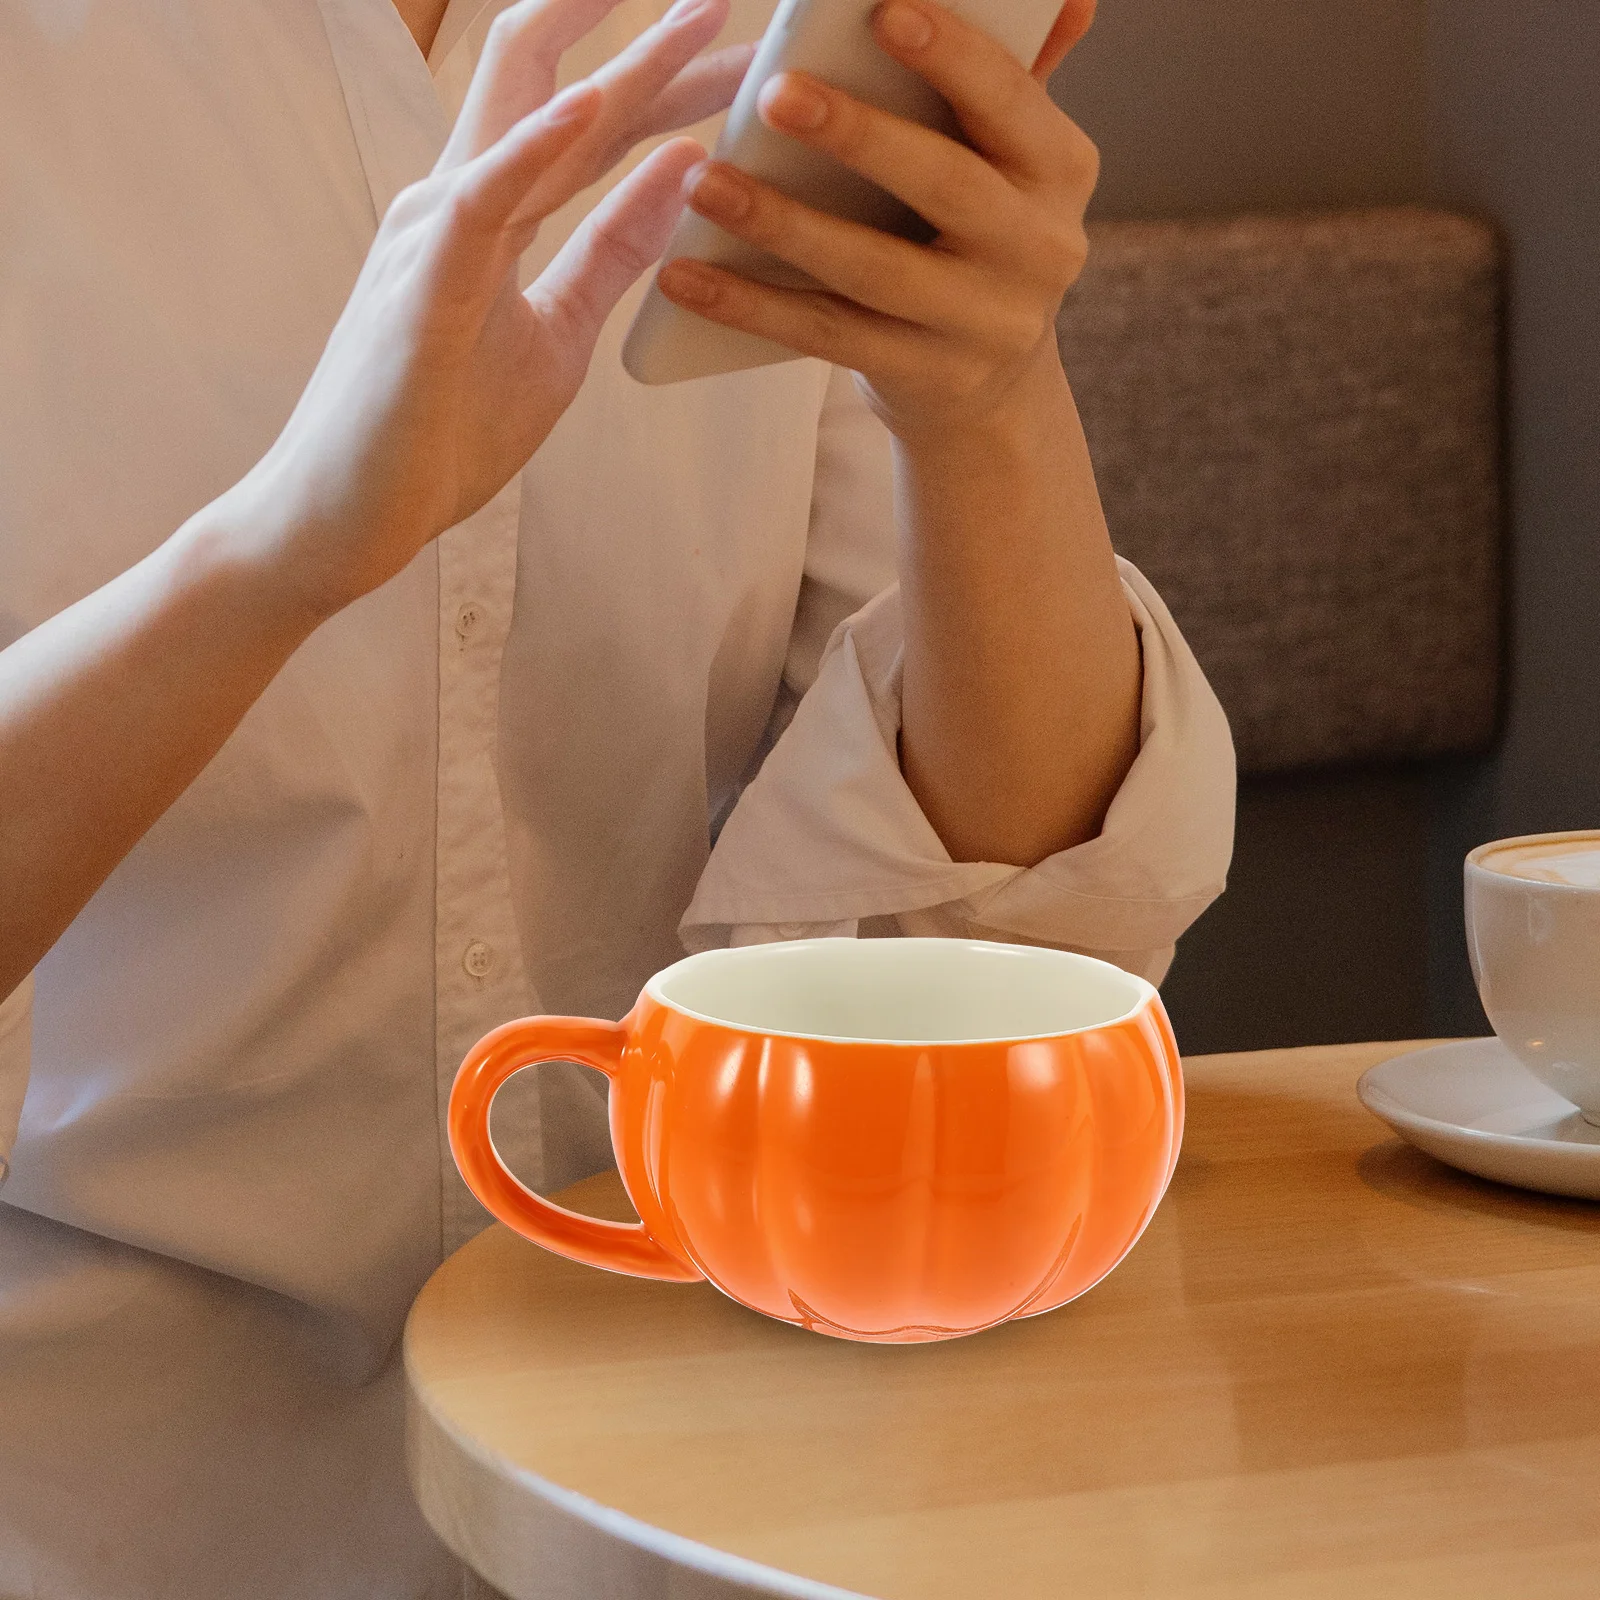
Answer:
[1357,1138,1600,1234]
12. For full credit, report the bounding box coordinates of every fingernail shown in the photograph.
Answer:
[688,164,751,221]
[761,74,828,132]
[875,1,933,51]
[660,259,720,310]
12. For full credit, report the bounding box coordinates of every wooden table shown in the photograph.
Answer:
[405,1041,1600,1599]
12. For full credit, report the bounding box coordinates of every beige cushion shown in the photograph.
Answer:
[1058,207,1501,775]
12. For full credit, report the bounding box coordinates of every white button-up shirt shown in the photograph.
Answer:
[0,0,1234,1592]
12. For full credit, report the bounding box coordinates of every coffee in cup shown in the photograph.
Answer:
[1466,831,1600,1124]
[450,938,1182,1343]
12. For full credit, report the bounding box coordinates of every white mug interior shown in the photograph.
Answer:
[1467,831,1600,1123]
[647,938,1153,1046]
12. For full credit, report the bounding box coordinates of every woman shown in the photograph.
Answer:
[0,0,1233,1592]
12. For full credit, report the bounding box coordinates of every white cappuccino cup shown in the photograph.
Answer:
[1466,831,1600,1124]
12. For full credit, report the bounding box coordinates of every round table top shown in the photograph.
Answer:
[405,1040,1600,1599]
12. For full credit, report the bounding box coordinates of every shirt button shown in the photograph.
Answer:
[463,940,495,979]
[455,600,484,640]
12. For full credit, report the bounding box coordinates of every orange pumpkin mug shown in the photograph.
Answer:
[449,938,1182,1343]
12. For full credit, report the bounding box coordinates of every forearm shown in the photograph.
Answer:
[896,341,1142,867]
[0,493,318,1000]
[645,0,1133,866]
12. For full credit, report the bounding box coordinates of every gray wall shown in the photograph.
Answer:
[1425,5,1600,1032]
[1053,0,1429,222]
[1049,1,1600,1046]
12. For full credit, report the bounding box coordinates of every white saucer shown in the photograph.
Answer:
[1357,1037,1600,1201]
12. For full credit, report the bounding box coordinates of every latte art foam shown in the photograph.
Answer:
[1482,839,1600,888]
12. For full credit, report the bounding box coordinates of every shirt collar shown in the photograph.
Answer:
[429,0,524,125]
[428,0,499,72]
[315,0,499,219]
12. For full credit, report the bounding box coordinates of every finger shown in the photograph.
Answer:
[865,1,1088,182]
[441,82,604,283]
[533,137,705,345]
[657,258,922,377]
[441,0,626,168]
[680,161,1027,343]
[454,0,728,265]
[442,0,728,172]
[633,41,757,138]
[758,71,1021,245]
[1033,0,1096,81]
[565,0,730,167]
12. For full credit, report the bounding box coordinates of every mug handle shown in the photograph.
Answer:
[449,1015,701,1282]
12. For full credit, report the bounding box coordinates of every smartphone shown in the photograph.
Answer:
[621,0,1067,385]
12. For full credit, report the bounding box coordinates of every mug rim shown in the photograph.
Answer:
[643,937,1157,1048]
[1466,829,1600,891]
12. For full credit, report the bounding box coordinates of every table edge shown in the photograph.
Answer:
[403,1323,874,1600]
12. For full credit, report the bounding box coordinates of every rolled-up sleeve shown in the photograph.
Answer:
[680,368,1236,985]
[0,973,32,1185]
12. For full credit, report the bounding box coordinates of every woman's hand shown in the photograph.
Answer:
[657,0,1141,869]
[236,0,752,624]
[656,0,1099,445]
[0,0,756,999]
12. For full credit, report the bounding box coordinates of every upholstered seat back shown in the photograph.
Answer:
[1060,208,1501,775]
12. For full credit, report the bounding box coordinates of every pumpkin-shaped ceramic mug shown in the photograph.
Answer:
[449,938,1182,1343]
